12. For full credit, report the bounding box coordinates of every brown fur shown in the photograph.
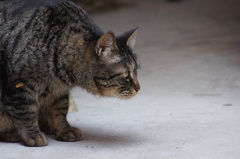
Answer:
[0,0,140,146]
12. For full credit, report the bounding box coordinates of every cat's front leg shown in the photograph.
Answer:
[1,83,48,147]
[48,94,82,141]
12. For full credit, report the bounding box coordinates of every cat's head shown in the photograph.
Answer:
[91,28,140,99]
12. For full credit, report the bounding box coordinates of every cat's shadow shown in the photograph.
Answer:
[78,127,145,147]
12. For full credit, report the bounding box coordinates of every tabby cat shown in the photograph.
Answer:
[0,0,140,146]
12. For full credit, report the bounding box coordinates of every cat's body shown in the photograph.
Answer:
[0,0,140,146]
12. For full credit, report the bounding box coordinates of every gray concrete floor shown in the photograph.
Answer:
[1,0,240,158]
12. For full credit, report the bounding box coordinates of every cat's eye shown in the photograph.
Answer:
[122,71,128,77]
[123,71,130,80]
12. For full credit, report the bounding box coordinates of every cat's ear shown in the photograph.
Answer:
[95,32,120,64]
[117,27,138,50]
[126,28,138,49]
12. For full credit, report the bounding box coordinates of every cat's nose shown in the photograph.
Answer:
[135,84,140,92]
[134,81,140,92]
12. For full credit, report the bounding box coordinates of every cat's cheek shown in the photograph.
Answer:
[98,87,119,98]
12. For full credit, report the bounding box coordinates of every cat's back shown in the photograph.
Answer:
[0,0,57,26]
[0,0,103,41]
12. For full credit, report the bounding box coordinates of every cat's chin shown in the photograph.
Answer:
[117,95,135,100]
[97,91,138,100]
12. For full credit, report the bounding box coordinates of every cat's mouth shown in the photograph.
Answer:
[97,86,140,100]
[118,80,141,100]
[118,89,138,100]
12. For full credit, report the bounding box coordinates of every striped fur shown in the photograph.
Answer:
[0,0,140,146]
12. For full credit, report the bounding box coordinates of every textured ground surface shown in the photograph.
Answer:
[1,0,240,158]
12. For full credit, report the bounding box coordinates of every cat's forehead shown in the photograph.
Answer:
[109,40,138,73]
[127,52,138,69]
[123,52,138,70]
[117,44,138,66]
[110,55,137,74]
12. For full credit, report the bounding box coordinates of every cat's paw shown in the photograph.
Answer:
[22,132,48,147]
[55,127,82,142]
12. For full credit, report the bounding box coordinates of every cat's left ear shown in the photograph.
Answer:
[118,27,138,50]
[95,31,120,64]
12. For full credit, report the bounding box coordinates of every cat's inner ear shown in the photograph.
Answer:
[95,32,120,64]
[127,28,138,50]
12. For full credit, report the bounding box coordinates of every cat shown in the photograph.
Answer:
[0,0,140,146]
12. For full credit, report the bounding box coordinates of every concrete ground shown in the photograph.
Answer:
[1,0,240,158]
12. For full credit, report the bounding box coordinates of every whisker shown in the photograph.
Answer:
[105,98,113,105]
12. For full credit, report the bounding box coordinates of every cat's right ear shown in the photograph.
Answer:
[117,27,138,50]
[95,32,120,64]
